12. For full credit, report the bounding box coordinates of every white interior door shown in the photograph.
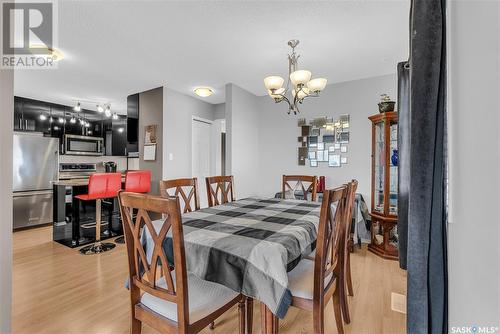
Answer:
[192,119,212,208]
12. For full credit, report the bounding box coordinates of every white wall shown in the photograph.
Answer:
[163,88,218,179]
[257,74,397,205]
[448,0,500,328]
[225,83,261,198]
[0,67,13,333]
[214,103,225,120]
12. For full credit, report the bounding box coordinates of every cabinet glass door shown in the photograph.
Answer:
[374,120,385,213]
[389,122,398,215]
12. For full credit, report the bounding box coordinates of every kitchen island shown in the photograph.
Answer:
[52,176,125,248]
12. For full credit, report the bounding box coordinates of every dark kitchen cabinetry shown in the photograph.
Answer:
[127,94,139,154]
[14,96,130,157]
[102,115,127,156]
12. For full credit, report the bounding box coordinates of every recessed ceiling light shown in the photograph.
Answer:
[194,87,214,97]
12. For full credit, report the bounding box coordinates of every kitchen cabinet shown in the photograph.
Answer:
[14,96,130,157]
[126,94,139,154]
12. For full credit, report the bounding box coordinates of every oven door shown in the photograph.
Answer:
[64,135,103,156]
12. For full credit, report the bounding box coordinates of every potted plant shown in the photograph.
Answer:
[378,94,396,113]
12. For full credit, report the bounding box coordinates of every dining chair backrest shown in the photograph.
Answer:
[282,175,318,202]
[205,175,235,207]
[344,179,358,246]
[125,170,152,194]
[118,191,191,330]
[159,178,200,213]
[87,172,122,200]
[313,186,348,300]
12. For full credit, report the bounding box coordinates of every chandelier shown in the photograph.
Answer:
[264,40,327,115]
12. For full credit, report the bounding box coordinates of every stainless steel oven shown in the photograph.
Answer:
[64,134,103,156]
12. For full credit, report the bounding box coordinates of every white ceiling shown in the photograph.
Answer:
[14,0,410,112]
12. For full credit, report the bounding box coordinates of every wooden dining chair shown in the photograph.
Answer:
[285,186,348,334]
[118,191,246,334]
[339,179,358,324]
[205,175,235,207]
[160,178,200,213]
[282,175,318,201]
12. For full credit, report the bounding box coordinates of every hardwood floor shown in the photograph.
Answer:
[12,226,407,334]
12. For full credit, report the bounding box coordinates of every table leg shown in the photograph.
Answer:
[260,302,278,334]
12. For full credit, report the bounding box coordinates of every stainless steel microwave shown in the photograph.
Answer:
[64,134,103,156]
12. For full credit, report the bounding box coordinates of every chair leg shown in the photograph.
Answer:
[246,297,253,334]
[340,275,351,324]
[346,252,354,297]
[238,298,246,334]
[131,317,141,334]
[312,305,325,334]
[332,284,344,334]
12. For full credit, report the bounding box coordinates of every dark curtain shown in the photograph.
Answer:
[405,0,448,333]
[397,62,410,270]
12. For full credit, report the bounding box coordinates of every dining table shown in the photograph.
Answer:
[142,196,322,333]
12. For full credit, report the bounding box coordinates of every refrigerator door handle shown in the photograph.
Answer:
[13,190,53,197]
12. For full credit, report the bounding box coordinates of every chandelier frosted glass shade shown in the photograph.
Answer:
[263,40,327,115]
[290,70,312,86]
[264,76,285,90]
[307,78,328,93]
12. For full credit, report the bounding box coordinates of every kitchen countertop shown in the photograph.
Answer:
[52,174,126,187]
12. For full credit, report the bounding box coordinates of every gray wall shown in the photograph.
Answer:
[214,103,225,120]
[448,0,500,328]
[139,87,163,195]
[225,83,261,198]
[0,67,13,333]
[256,74,397,205]
[163,87,217,179]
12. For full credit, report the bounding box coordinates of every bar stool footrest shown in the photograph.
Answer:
[79,242,116,255]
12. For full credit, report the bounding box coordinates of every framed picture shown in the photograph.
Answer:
[328,154,341,167]
[308,151,316,160]
[317,150,324,162]
[328,146,335,152]
[323,150,329,161]
[334,143,341,150]
[317,142,324,150]
[301,125,311,136]
[311,128,320,136]
[310,159,318,167]
[341,156,348,164]
[340,145,348,153]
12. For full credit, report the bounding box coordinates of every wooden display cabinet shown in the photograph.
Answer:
[368,111,398,260]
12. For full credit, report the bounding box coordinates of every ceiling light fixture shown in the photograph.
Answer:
[70,115,76,124]
[39,113,47,121]
[74,101,81,112]
[112,112,118,120]
[194,87,214,97]
[97,105,104,113]
[264,40,327,115]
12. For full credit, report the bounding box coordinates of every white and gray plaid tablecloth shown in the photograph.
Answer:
[143,197,321,318]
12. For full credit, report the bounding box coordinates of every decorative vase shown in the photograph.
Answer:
[391,149,398,166]
[378,101,396,113]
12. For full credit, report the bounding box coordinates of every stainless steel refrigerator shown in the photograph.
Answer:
[13,133,59,229]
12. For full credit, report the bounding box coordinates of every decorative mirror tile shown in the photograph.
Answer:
[298,115,350,167]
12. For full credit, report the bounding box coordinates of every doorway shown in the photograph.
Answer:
[192,118,212,208]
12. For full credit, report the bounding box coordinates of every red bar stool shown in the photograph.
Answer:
[77,173,122,255]
[115,170,151,244]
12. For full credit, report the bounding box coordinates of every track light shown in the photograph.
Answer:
[70,116,76,124]
[74,101,81,112]
[39,113,47,121]
[105,105,111,117]
[49,116,54,123]
[97,105,104,113]
[58,117,64,124]
[112,112,118,120]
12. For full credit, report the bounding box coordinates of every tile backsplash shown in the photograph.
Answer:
[59,155,128,172]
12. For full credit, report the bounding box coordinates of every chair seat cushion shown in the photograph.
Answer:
[288,259,333,300]
[140,272,238,324]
